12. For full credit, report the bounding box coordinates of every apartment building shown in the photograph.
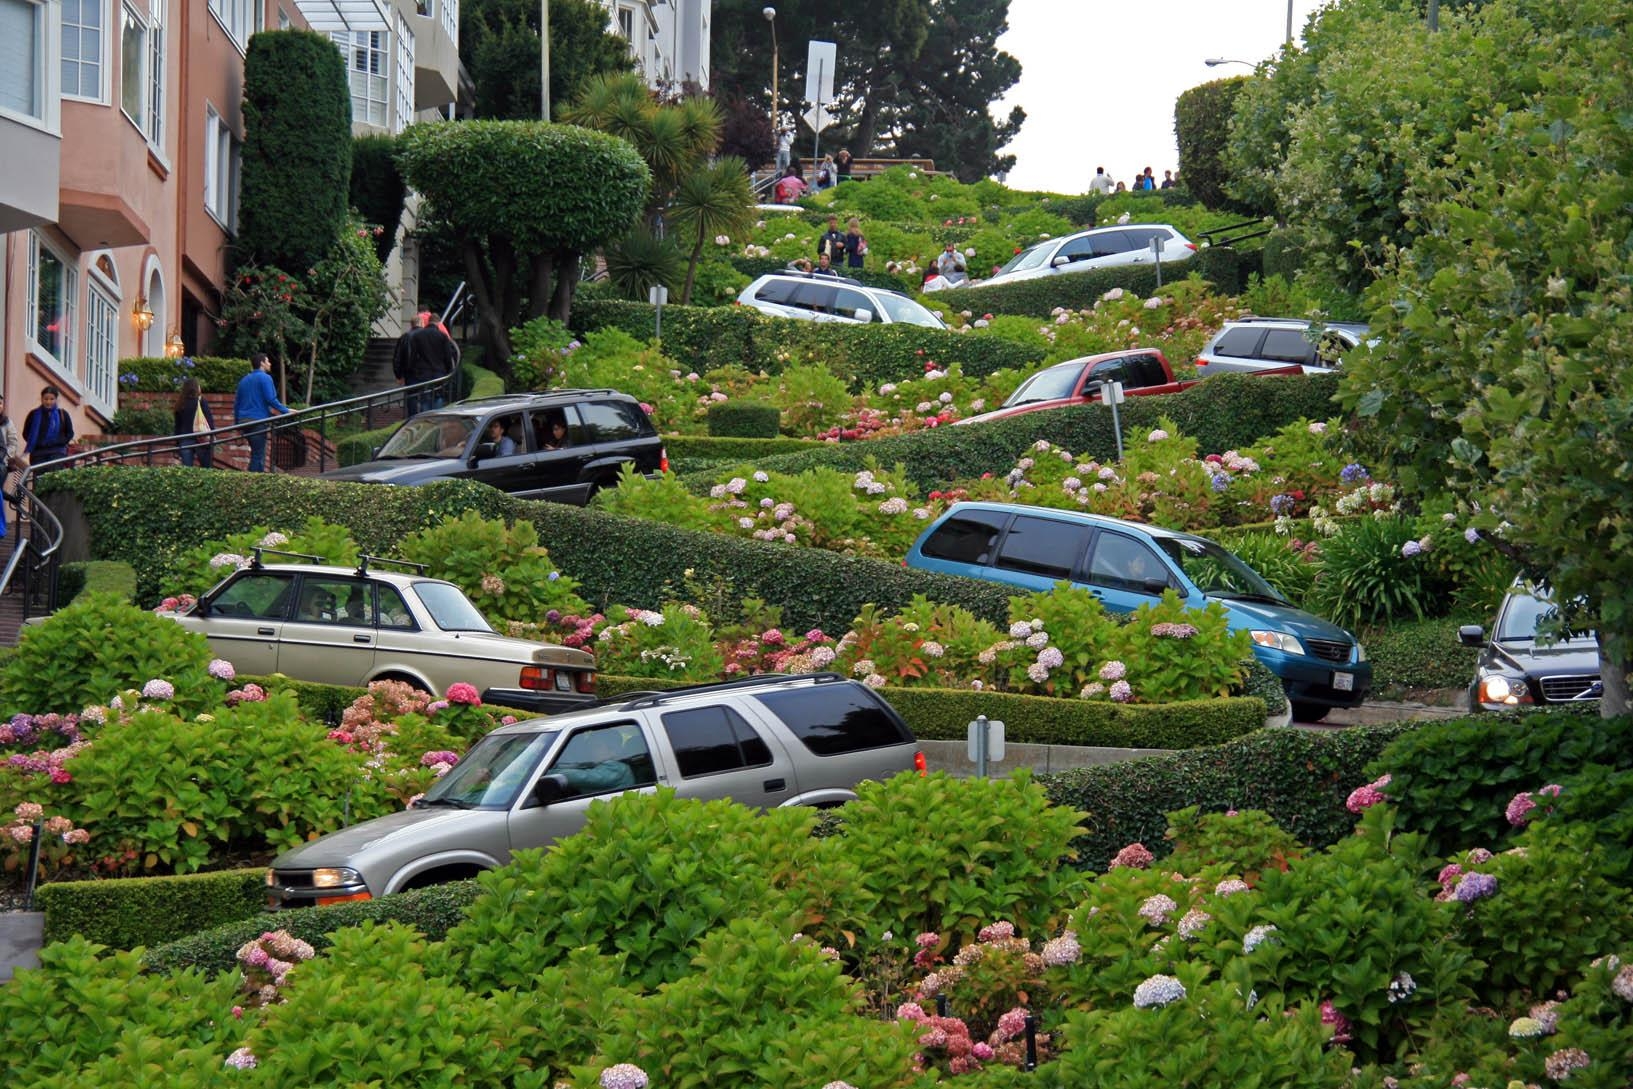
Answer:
[0,0,458,441]
[605,0,710,91]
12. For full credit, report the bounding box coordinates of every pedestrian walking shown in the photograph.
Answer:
[173,375,215,468]
[233,353,291,473]
[843,217,867,269]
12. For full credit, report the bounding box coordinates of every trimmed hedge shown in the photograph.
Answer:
[570,299,1044,389]
[119,356,247,393]
[1043,722,1417,871]
[57,560,138,604]
[142,880,483,976]
[939,263,1168,319]
[37,868,265,948]
[1361,614,1481,694]
[679,372,1342,492]
[1175,77,1250,212]
[707,402,781,438]
[44,470,1017,635]
[662,435,827,465]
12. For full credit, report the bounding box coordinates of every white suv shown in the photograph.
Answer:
[737,272,946,328]
[970,224,1196,289]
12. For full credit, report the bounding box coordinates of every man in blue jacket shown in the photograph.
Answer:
[23,386,75,472]
[233,353,291,473]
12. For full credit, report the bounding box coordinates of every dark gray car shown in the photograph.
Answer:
[1459,583,1601,711]
[321,390,665,504]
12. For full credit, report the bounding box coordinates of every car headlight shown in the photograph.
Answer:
[311,867,363,888]
[1248,630,1305,656]
[1355,643,1367,663]
[1477,674,1529,706]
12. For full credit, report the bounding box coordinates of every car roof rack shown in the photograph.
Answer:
[250,547,326,569]
[354,555,430,577]
[616,671,848,711]
[774,269,866,287]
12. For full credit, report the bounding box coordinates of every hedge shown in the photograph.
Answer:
[570,299,1044,388]
[1175,77,1250,213]
[118,356,248,393]
[43,470,1017,635]
[662,435,827,466]
[679,372,1342,492]
[938,263,1169,319]
[707,402,780,438]
[57,560,137,604]
[1360,614,1481,695]
[231,673,537,722]
[142,880,483,976]
[36,868,266,948]
[350,133,406,264]
[1043,722,1417,871]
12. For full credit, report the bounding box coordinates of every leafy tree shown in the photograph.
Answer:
[461,0,634,119]
[668,156,754,304]
[394,120,649,367]
[1174,77,1249,212]
[1337,0,1633,714]
[238,30,352,276]
[349,134,406,263]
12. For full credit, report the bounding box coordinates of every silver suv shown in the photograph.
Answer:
[737,271,946,328]
[1194,317,1371,375]
[265,673,923,907]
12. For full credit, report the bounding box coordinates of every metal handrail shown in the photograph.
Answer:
[0,479,67,618]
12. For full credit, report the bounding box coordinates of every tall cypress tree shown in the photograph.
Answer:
[238,30,353,275]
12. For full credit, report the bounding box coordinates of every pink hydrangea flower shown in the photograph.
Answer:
[599,1064,649,1089]
[1505,791,1537,826]
[141,679,175,701]
[978,921,1016,942]
[1319,1000,1352,1044]
[995,1007,1029,1040]
[445,682,482,706]
[1110,842,1154,869]
[208,659,236,681]
[224,1047,257,1069]
[1346,774,1392,813]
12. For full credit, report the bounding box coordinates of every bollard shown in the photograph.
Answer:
[23,819,44,912]
[1023,1012,1037,1071]
[935,993,949,1018]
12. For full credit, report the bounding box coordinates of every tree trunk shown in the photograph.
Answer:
[527,252,555,320]
[461,240,512,366]
[548,252,580,323]
[681,223,705,306]
[1598,633,1630,718]
[852,93,882,157]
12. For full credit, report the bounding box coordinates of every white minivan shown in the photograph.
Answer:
[969,224,1197,289]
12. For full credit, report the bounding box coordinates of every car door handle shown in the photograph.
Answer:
[353,634,372,644]
[257,627,275,636]
[763,778,786,793]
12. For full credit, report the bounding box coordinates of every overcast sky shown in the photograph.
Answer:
[995,0,1328,193]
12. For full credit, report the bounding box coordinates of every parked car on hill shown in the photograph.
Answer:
[160,554,596,713]
[954,349,1302,427]
[320,390,666,505]
[1194,317,1371,375]
[737,271,947,328]
[961,224,1196,289]
[264,673,924,908]
[1459,582,1601,712]
[905,502,1371,722]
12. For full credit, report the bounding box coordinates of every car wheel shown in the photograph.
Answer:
[398,863,485,892]
[374,672,434,698]
[1290,701,1329,724]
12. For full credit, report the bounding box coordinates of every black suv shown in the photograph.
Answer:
[1459,583,1601,712]
[1194,317,1371,375]
[322,390,666,504]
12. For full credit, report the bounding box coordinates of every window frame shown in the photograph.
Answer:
[203,103,240,232]
[0,0,59,127]
[660,704,774,780]
[118,0,146,131]
[207,0,258,53]
[84,258,120,411]
[60,0,107,103]
[332,28,390,128]
[26,232,79,379]
[993,514,1094,582]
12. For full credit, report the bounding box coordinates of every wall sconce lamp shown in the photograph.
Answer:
[165,328,186,357]
[134,296,155,331]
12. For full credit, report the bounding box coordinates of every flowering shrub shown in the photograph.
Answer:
[235,928,317,1009]
[594,604,725,681]
[0,801,91,879]
[400,510,592,624]
[163,518,360,601]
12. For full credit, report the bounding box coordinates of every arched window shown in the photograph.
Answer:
[142,255,167,358]
[85,250,122,409]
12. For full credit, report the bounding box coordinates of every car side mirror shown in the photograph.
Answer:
[1139,579,1170,597]
[1457,624,1486,647]
[1051,255,1070,268]
[531,772,572,807]
[471,441,497,465]
[853,308,873,323]
[371,445,382,459]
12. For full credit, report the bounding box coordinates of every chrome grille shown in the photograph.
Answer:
[1305,638,1352,664]
[1539,675,1600,702]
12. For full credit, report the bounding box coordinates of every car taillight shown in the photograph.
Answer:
[520,665,549,690]
[1184,242,1198,251]
[914,751,928,776]
[576,670,597,694]
[660,447,670,473]
[1195,357,1208,367]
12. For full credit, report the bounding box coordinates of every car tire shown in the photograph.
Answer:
[374,672,434,698]
[1290,701,1330,724]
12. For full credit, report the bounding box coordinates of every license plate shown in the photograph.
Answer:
[1333,672,1354,692]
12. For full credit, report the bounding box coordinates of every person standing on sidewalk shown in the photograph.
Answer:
[233,354,290,473]
[22,386,74,473]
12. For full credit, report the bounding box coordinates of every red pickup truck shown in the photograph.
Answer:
[954,348,1300,427]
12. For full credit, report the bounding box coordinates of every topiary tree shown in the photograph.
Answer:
[349,134,407,263]
[238,30,353,276]
[1174,76,1250,213]
[395,120,649,368]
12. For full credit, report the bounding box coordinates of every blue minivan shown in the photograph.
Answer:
[905,502,1371,722]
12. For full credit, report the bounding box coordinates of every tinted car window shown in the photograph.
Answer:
[212,571,295,618]
[1055,234,1096,262]
[920,510,1012,565]
[791,283,838,313]
[1212,327,1264,358]
[995,515,1093,580]
[661,704,774,778]
[1259,328,1316,364]
[1121,227,1166,250]
[577,401,640,442]
[754,279,794,304]
[753,684,912,756]
[1090,231,1131,257]
[1088,360,1127,387]
[1127,354,1170,387]
[832,287,877,321]
[1085,532,1170,593]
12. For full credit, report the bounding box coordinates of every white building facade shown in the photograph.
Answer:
[602,0,709,91]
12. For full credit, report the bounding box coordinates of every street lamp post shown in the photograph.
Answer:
[540,0,550,118]
[1204,57,1254,69]
[763,7,779,141]
[1286,0,1293,44]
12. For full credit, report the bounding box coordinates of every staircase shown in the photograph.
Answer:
[0,527,27,647]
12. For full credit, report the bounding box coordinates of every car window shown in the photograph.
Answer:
[790,282,838,313]
[1127,354,1170,387]
[995,242,1052,276]
[1211,327,1264,358]
[421,729,558,809]
[752,684,913,756]
[1152,536,1284,600]
[1121,227,1167,251]
[1005,361,1085,406]
[1090,231,1132,257]
[531,409,573,451]
[871,293,942,327]
[1055,234,1096,262]
[548,722,657,797]
[577,401,641,443]
[920,510,1012,565]
[293,576,373,626]
[376,584,415,629]
[831,287,877,321]
[481,413,524,456]
[377,414,476,459]
[1085,532,1170,594]
[1259,328,1316,364]
[995,515,1093,581]
[661,705,774,778]
[1497,593,1596,643]
[1315,332,1353,366]
[211,572,295,619]
[754,279,794,305]
[412,581,493,632]
[1088,360,1127,387]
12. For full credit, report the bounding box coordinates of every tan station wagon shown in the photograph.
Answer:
[161,555,596,713]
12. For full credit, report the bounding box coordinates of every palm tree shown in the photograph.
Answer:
[603,226,686,301]
[561,73,722,212]
[669,156,753,305]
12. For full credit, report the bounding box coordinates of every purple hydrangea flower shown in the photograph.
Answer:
[1340,463,1370,484]
[1453,872,1499,902]
[599,1064,650,1089]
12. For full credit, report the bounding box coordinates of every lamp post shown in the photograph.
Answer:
[763,7,779,142]
[1286,0,1294,44]
[1204,57,1255,69]
[539,0,550,119]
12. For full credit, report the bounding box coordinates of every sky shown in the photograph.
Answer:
[995,0,1328,193]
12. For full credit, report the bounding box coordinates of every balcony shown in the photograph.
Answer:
[0,117,60,233]
[406,0,458,110]
[56,102,156,249]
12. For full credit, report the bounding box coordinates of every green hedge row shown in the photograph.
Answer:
[1044,722,1416,870]
[570,299,1044,389]
[57,560,138,604]
[37,868,265,948]
[142,880,482,976]
[939,263,1167,319]
[663,435,828,465]
[680,372,1341,492]
[44,471,1017,635]
[706,402,780,438]
[119,356,248,393]
[1360,614,1481,695]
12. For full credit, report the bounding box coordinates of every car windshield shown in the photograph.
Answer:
[413,581,494,632]
[377,414,477,459]
[872,293,945,328]
[995,242,1052,276]
[419,729,558,808]
[1004,362,1084,406]
[1497,592,1596,643]
[1154,536,1286,601]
